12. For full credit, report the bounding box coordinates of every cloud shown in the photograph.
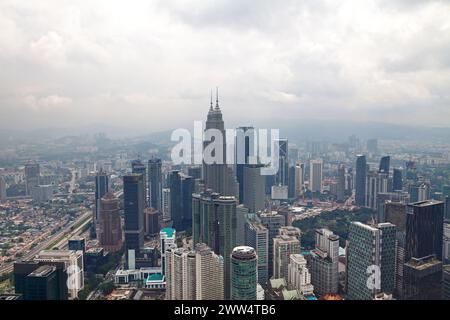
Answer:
[0,0,450,132]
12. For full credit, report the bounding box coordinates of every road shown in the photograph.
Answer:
[0,211,92,277]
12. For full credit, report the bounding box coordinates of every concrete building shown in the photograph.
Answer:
[273,235,301,280]
[259,211,285,279]
[195,243,224,300]
[245,220,269,286]
[99,192,123,252]
[287,254,314,296]
[309,159,323,193]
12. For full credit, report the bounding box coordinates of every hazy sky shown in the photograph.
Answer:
[1,0,450,132]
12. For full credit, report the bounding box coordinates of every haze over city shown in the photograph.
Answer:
[1,0,450,133]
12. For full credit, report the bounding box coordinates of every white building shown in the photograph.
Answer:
[160,227,176,275]
[162,188,171,219]
[287,254,314,296]
[195,243,224,300]
[273,235,300,280]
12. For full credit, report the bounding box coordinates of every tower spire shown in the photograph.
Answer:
[210,90,213,111]
[215,87,220,110]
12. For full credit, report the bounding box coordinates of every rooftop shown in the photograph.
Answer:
[146,273,165,282]
[160,227,175,238]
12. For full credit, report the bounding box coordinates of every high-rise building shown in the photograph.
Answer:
[405,200,444,261]
[403,255,443,300]
[160,228,176,276]
[191,190,237,299]
[379,156,390,174]
[288,166,296,199]
[245,220,269,286]
[347,222,396,300]
[235,126,255,204]
[278,226,301,240]
[231,246,258,300]
[443,223,450,265]
[337,164,345,202]
[203,91,238,197]
[365,171,389,210]
[243,164,265,213]
[236,205,249,246]
[24,163,40,196]
[98,192,123,252]
[14,261,68,300]
[259,211,285,279]
[355,155,367,206]
[168,170,182,230]
[309,159,323,193]
[131,159,147,205]
[443,265,450,300]
[195,243,224,300]
[273,235,301,280]
[309,229,339,297]
[287,254,314,296]
[445,196,450,221]
[165,247,196,300]
[0,175,6,202]
[377,192,410,223]
[34,250,84,299]
[181,175,194,230]
[68,237,85,253]
[148,158,162,211]
[123,174,145,265]
[162,188,171,219]
[144,207,160,236]
[393,169,403,191]
[94,170,109,223]
[294,162,304,198]
[274,139,289,187]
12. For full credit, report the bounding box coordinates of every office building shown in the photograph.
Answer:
[131,159,147,205]
[309,229,339,297]
[181,175,194,230]
[273,235,301,280]
[259,211,285,278]
[165,247,196,300]
[347,222,396,300]
[94,170,109,223]
[355,155,367,206]
[24,163,40,196]
[245,220,269,286]
[294,162,304,197]
[162,188,171,219]
[405,200,444,261]
[337,164,345,202]
[393,169,403,191]
[148,158,162,211]
[443,265,450,300]
[235,126,255,204]
[35,250,84,299]
[99,192,123,252]
[123,174,145,264]
[243,164,265,213]
[403,255,443,300]
[144,207,160,236]
[309,159,323,193]
[379,156,390,174]
[365,171,389,210]
[68,237,85,253]
[274,138,289,187]
[231,246,258,300]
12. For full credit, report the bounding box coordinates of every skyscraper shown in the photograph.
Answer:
[94,170,109,223]
[243,164,265,213]
[294,162,304,198]
[160,228,176,276]
[24,163,40,196]
[309,229,339,297]
[168,170,182,230]
[309,159,323,193]
[355,155,367,206]
[273,235,301,280]
[131,159,147,205]
[259,211,285,279]
[195,243,224,300]
[393,168,403,191]
[203,91,237,197]
[191,190,237,299]
[181,175,194,230]
[0,175,6,203]
[245,220,269,286]
[379,156,390,174]
[162,188,171,219]
[347,222,396,300]
[231,246,257,300]
[235,126,255,204]
[148,158,162,211]
[405,200,444,261]
[165,247,196,300]
[274,139,289,187]
[337,164,345,202]
[99,192,123,252]
[123,174,145,265]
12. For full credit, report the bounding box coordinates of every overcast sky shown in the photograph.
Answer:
[1,0,450,132]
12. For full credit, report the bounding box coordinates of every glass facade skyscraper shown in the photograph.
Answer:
[231,246,257,300]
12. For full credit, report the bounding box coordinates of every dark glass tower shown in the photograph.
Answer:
[235,126,254,204]
[181,175,194,230]
[379,156,390,174]
[168,170,182,230]
[355,155,367,206]
[132,159,147,206]
[393,168,403,191]
[123,174,145,262]
[94,170,109,222]
[148,158,162,211]
[405,200,444,261]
